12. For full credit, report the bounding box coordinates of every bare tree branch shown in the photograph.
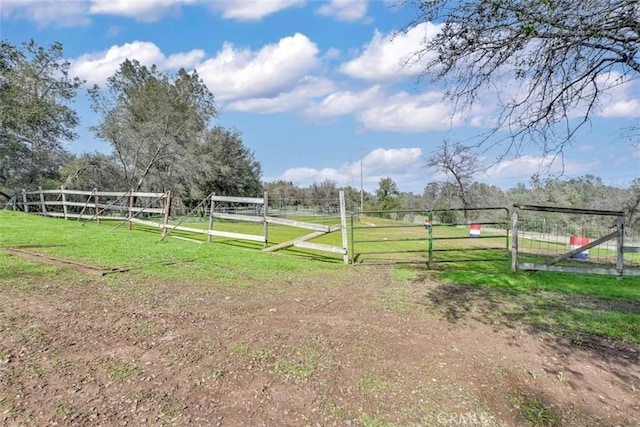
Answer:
[405,0,640,157]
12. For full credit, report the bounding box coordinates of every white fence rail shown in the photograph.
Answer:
[12,187,170,226]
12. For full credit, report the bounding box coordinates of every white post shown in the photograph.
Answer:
[22,189,28,213]
[263,191,269,248]
[60,186,67,219]
[38,186,47,214]
[94,189,100,224]
[339,190,349,264]
[127,189,134,230]
[207,194,215,243]
[511,208,519,273]
[162,191,171,237]
[616,216,624,278]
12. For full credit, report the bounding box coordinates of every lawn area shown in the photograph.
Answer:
[1,210,639,426]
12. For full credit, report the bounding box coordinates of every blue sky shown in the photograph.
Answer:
[1,0,639,193]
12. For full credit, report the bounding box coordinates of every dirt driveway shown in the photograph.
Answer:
[1,262,638,426]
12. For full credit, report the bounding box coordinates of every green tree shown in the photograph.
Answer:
[626,179,640,230]
[0,39,82,196]
[178,127,262,205]
[406,0,640,156]
[375,177,401,212]
[264,180,304,208]
[89,59,217,192]
[343,185,372,212]
[308,180,340,211]
[60,152,126,191]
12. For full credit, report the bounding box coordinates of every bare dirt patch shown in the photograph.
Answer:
[0,263,638,426]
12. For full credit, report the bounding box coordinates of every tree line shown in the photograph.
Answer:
[0,40,261,207]
[266,175,640,232]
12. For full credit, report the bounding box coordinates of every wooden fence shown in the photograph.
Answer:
[9,189,640,270]
[151,191,349,264]
[12,187,170,226]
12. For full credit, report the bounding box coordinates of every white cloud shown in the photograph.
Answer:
[309,85,382,117]
[71,42,165,86]
[164,50,206,70]
[357,91,463,132]
[316,0,368,22]
[227,77,335,113]
[594,72,640,118]
[600,99,640,118]
[1,0,90,27]
[89,0,196,22]
[363,147,423,174]
[340,22,442,81]
[279,147,425,190]
[196,33,321,101]
[208,0,305,21]
[281,167,348,185]
[483,155,596,183]
[70,41,204,86]
[71,34,322,104]
[2,0,302,26]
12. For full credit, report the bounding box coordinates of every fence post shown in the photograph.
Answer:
[11,194,17,211]
[162,191,171,237]
[60,186,68,219]
[616,215,624,278]
[339,190,348,264]
[22,189,28,213]
[511,207,519,273]
[38,186,47,214]
[207,193,215,243]
[127,189,134,230]
[263,191,269,248]
[94,189,100,225]
[428,211,433,263]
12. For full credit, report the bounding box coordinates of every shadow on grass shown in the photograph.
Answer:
[418,277,640,377]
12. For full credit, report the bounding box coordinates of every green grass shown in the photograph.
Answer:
[0,211,336,284]
[421,257,640,344]
[2,210,640,345]
[350,216,509,263]
[105,360,144,383]
[509,393,559,426]
[438,258,640,300]
[358,376,391,393]
[358,414,397,427]
[274,346,320,380]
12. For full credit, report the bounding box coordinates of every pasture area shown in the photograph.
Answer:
[1,210,639,426]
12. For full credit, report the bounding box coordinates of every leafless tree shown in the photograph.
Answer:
[426,140,479,217]
[405,0,640,157]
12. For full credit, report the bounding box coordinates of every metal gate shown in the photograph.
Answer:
[350,207,510,264]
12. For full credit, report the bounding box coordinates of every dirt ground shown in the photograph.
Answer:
[1,258,639,426]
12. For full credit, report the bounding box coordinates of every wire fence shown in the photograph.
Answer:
[513,206,640,274]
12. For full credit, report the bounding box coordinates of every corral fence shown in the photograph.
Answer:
[350,207,510,264]
[511,204,640,277]
[10,186,170,227]
[8,188,640,273]
[9,187,349,264]
[142,191,349,263]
